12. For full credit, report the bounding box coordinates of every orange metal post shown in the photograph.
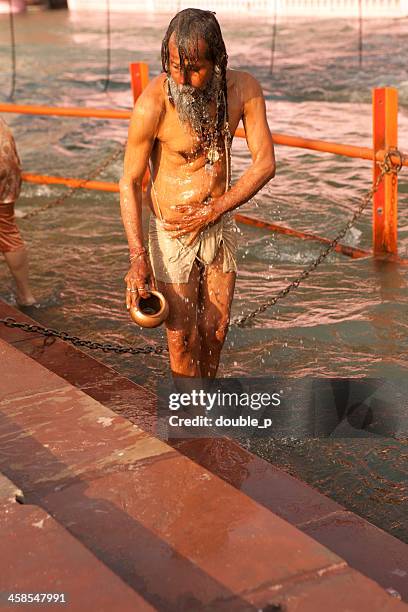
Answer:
[129,62,149,105]
[22,173,119,192]
[0,102,131,120]
[129,62,150,190]
[373,88,398,255]
[234,213,371,259]
[1,102,407,168]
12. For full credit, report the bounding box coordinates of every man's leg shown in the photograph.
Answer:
[157,261,201,377]
[197,247,236,378]
[3,247,36,305]
[0,202,36,305]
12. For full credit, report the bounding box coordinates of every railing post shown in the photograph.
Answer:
[129,62,149,104]
[372,87,398,256]
[129,62,150,190]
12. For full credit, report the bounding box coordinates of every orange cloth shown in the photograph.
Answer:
[0,202,24,253]
[0,118,24,253]
[0,118,22,203]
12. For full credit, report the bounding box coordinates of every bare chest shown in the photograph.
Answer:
[155,82,243,164]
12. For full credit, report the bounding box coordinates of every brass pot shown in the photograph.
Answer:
[129,290,169,328]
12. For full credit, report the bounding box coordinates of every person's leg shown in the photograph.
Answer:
[197,246,236,378]
[157,261,201,377]
[0,202,36,305]
[3,247,36,305]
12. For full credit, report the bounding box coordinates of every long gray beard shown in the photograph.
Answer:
[168,71,222,137]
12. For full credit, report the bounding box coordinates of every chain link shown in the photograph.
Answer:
[22,142,126,219]
[383,147,403,174]
[231,151,404,327]
[0,317,167,355]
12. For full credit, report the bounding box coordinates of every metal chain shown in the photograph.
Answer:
[1,149,405,352]
[0,317,167,355]
[22,142,125,219]
[231,151,404,328]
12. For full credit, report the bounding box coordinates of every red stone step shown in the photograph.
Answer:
[1,300,407,609]
[0,475,154,611]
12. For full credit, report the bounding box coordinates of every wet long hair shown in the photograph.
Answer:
[161,9,229,138]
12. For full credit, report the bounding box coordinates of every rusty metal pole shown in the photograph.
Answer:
[372,87,398,256]
[129,62,149,104]
[358,0,363,69]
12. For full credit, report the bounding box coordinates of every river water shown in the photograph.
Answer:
[0,10,407,542]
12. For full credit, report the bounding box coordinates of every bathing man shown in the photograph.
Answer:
[120,8,275,377]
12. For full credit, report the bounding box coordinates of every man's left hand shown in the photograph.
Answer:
[162,199,224,245]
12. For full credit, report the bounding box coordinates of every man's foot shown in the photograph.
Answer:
[15,288,36,305]
[16,302,41,316]
[14,287,62,313]
[16,298,37,307]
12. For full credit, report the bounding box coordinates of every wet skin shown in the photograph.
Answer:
[120,35,275,377]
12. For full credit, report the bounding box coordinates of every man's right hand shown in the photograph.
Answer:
[124,254,156,309]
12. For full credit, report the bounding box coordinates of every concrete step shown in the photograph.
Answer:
[1,298,408,603]
[0,331,406,611]
[0,474,154,612]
